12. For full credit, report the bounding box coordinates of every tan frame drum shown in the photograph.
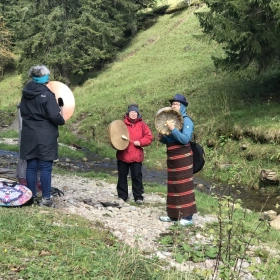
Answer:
[108,120,129,150]
[155,107,184,135]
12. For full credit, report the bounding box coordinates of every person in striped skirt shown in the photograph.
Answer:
[157,93,196,226]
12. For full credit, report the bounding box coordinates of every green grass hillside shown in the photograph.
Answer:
[1,3,280,188]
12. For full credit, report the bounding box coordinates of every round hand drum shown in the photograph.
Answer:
[108,120,129,150]
[155,107,183,135]
[46,81,75,121]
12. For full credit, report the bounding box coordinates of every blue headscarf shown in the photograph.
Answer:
[32,75,50,84]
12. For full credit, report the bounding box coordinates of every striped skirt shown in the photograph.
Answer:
[166,142,197,219]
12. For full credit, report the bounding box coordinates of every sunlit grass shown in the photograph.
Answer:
[0,130,19,138]
[0,143,18,152]
[0,207,185,279]
[0,74,22,110]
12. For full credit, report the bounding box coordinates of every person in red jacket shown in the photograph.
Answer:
[116,104,153,204]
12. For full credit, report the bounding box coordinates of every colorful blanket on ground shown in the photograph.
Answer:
[0,179,32,206]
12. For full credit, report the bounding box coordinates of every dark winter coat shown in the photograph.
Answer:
[20,81,65,161]
[116,115,153,163]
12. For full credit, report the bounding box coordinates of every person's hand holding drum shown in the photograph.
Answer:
[165,119,175,131]
[58,97,64,117]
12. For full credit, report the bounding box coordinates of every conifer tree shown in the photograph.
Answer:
[196,0,280,77]
[0,16,15,73]
[6,0,151,84]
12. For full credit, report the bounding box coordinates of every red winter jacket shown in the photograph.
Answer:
[116,115,153,163]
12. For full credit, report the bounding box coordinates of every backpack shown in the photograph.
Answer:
[190,141,205,174]
[0,180,32,207]
[183,116,205,174]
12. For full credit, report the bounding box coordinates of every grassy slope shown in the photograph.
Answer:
[70,5,225,169]
[1,5,280,188]
[71,5,280,188]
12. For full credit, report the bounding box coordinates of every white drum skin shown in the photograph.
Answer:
[46,81,75,121]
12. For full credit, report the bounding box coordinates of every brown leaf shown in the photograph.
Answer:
[39,250,51,256]
[10,266,22,272]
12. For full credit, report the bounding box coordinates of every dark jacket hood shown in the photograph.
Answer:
[22,81,47,99]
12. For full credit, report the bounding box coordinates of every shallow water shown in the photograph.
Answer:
[0,149,279,214]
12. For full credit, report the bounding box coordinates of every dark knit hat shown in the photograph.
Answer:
[127,104,140,113]
[169,93,188,107]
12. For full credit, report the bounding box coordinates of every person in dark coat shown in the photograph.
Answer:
[20,65,65,207]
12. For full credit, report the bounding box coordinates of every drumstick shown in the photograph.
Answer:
[121,135,144,149]
[121,135,131,141]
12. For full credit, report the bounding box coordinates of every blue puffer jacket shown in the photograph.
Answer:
[159,103,193,145]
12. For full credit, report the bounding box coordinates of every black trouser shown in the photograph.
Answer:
[117,160,144,201]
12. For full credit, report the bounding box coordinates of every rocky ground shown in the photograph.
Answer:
[50,173,221,272]
[48,174,260,279]
[51,173,215,249]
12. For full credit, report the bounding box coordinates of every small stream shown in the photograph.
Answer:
[1,149,279,214]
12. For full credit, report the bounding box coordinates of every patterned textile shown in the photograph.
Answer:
[0,181,32,206]
[166,143,197,219]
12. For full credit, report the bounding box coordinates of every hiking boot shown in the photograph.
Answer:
[39,197,55,208]
[178,219,193,226]
[135,199,143,205]
[159,216,172,222]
